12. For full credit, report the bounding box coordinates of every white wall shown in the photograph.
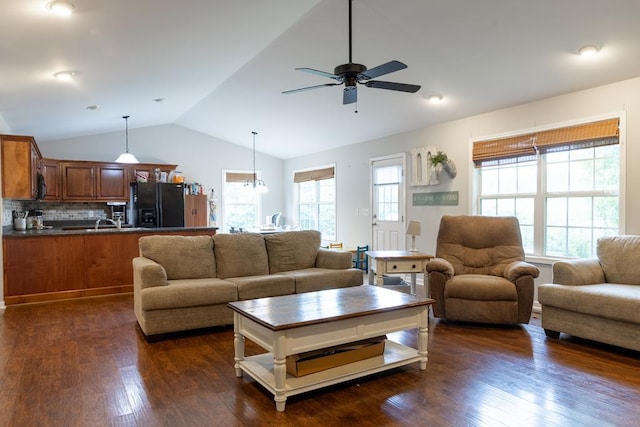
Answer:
[283,76,640,296]
[36,124,285,230]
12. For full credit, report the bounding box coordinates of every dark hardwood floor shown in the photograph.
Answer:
[1,294,639,426]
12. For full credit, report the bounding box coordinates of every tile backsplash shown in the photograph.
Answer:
[3,200,110,226]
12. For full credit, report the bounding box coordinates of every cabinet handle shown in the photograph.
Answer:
[392,265,397,269]
[412,264,416,269]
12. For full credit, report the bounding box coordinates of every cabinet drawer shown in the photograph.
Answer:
[384,260,424,273]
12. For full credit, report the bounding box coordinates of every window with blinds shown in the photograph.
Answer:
[222,170,261,232]
[473,117,622,258]
[294,165,336,241]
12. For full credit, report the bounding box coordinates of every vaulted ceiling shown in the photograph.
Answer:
[3,0,640,159]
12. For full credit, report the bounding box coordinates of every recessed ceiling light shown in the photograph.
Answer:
[578,45,599,57]
[46,1,76,16]
[53,70,77,81]
[153,98,165,103]
[427,95,443,104]
[86,105,101,110]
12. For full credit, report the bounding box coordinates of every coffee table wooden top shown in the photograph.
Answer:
[228,286,434,331]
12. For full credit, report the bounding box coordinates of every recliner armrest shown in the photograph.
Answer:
[552,258,605,285]
[133,256,168,290]
[504,261,540,282]
[426,257,454,278]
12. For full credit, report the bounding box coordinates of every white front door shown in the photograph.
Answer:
[371,155,406,251]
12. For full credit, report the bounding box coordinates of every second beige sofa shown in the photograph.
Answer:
[133,230,363,339]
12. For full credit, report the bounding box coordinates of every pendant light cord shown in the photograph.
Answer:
[123,115,130,153]
[252,131,258,185]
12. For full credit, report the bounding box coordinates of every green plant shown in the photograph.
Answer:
[430,151,448,166]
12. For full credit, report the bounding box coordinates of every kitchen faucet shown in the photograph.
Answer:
[95,218,121,230]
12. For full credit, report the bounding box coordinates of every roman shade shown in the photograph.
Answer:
[473,118,619,166]
[293,166,335,183]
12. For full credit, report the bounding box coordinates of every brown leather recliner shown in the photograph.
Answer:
[426,215,539,324]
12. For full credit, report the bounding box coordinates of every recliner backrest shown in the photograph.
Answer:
[435,215,525,277]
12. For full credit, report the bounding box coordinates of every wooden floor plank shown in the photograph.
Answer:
[1,294,639,426]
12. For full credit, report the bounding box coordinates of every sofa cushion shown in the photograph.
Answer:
[597,235,640,285]
[139,235,215,280]
[538,283,640,324]
[213,233,269,279]
[226,274,295,300]
[141,278,237,311]
[264,230,321,273]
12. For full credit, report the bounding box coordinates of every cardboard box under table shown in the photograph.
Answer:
[286,336,386,377]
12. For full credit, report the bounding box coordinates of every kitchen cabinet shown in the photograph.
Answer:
[61,162,95,200]
[40,158,61,201]
[185,194,208,227]
[61,161,128,201]
[2,228,217,305]
[1,134,42,200]
[96,163,128,199]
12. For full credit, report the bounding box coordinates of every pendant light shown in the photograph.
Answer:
[115,115,139,163]
[244,131,268,192]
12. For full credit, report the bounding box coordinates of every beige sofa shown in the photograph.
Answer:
[133,230,363,339]
[538,235,640,352]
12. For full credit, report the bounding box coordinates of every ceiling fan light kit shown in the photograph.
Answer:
[283,0,421,105]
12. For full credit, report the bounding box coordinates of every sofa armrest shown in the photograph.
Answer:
[552,258,605,285]
[315,248,353,269]
[426,257,454,278]
[133,256,168,290]
[505,261,540,282]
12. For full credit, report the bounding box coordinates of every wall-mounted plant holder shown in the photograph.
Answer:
[409,146,456,186]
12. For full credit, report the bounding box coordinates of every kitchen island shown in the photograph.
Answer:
[3,226,217,305]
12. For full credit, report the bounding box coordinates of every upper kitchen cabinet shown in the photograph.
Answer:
[96,163,128,200]
[1,134,42,200]
[40,159,61,201]
[61,161,128,201]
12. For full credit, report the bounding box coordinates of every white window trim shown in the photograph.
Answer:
[293,163,337,240]
[221,168,264,233]
[468,111,626,263]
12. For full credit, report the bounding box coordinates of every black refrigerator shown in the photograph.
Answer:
[132,182,185,228]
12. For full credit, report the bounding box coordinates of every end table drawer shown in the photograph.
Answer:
[386,260,423,273]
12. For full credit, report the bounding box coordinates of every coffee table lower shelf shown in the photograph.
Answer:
[237,340,420,399]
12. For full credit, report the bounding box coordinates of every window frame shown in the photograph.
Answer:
[470,112,626,262]
[293,164,337,242]
[221,169,264,232]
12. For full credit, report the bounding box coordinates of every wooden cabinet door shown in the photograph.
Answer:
[184,194,208,227]
[96,163,128,200]
[62,162,95,200]
[1,135,41,200]
[40,158,61,201]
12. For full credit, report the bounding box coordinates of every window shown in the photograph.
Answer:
[373,164,401,221]
[222,171,262,232]
[474,117,621,258]
[294,166,336,240]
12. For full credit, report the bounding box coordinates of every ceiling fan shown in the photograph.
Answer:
[282,0,421,105]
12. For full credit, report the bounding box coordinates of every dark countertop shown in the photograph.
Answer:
[2,225,218,238]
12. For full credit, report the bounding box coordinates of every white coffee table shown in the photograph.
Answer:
[228,285,434,411]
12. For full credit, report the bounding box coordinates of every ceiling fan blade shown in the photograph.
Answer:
[343,87,357,104]
[282,83,341,94]
[359,60,407,80]
[295,67,341,80]
[365,80,421,93]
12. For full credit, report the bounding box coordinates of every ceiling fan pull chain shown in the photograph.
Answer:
[354,100,358,114]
